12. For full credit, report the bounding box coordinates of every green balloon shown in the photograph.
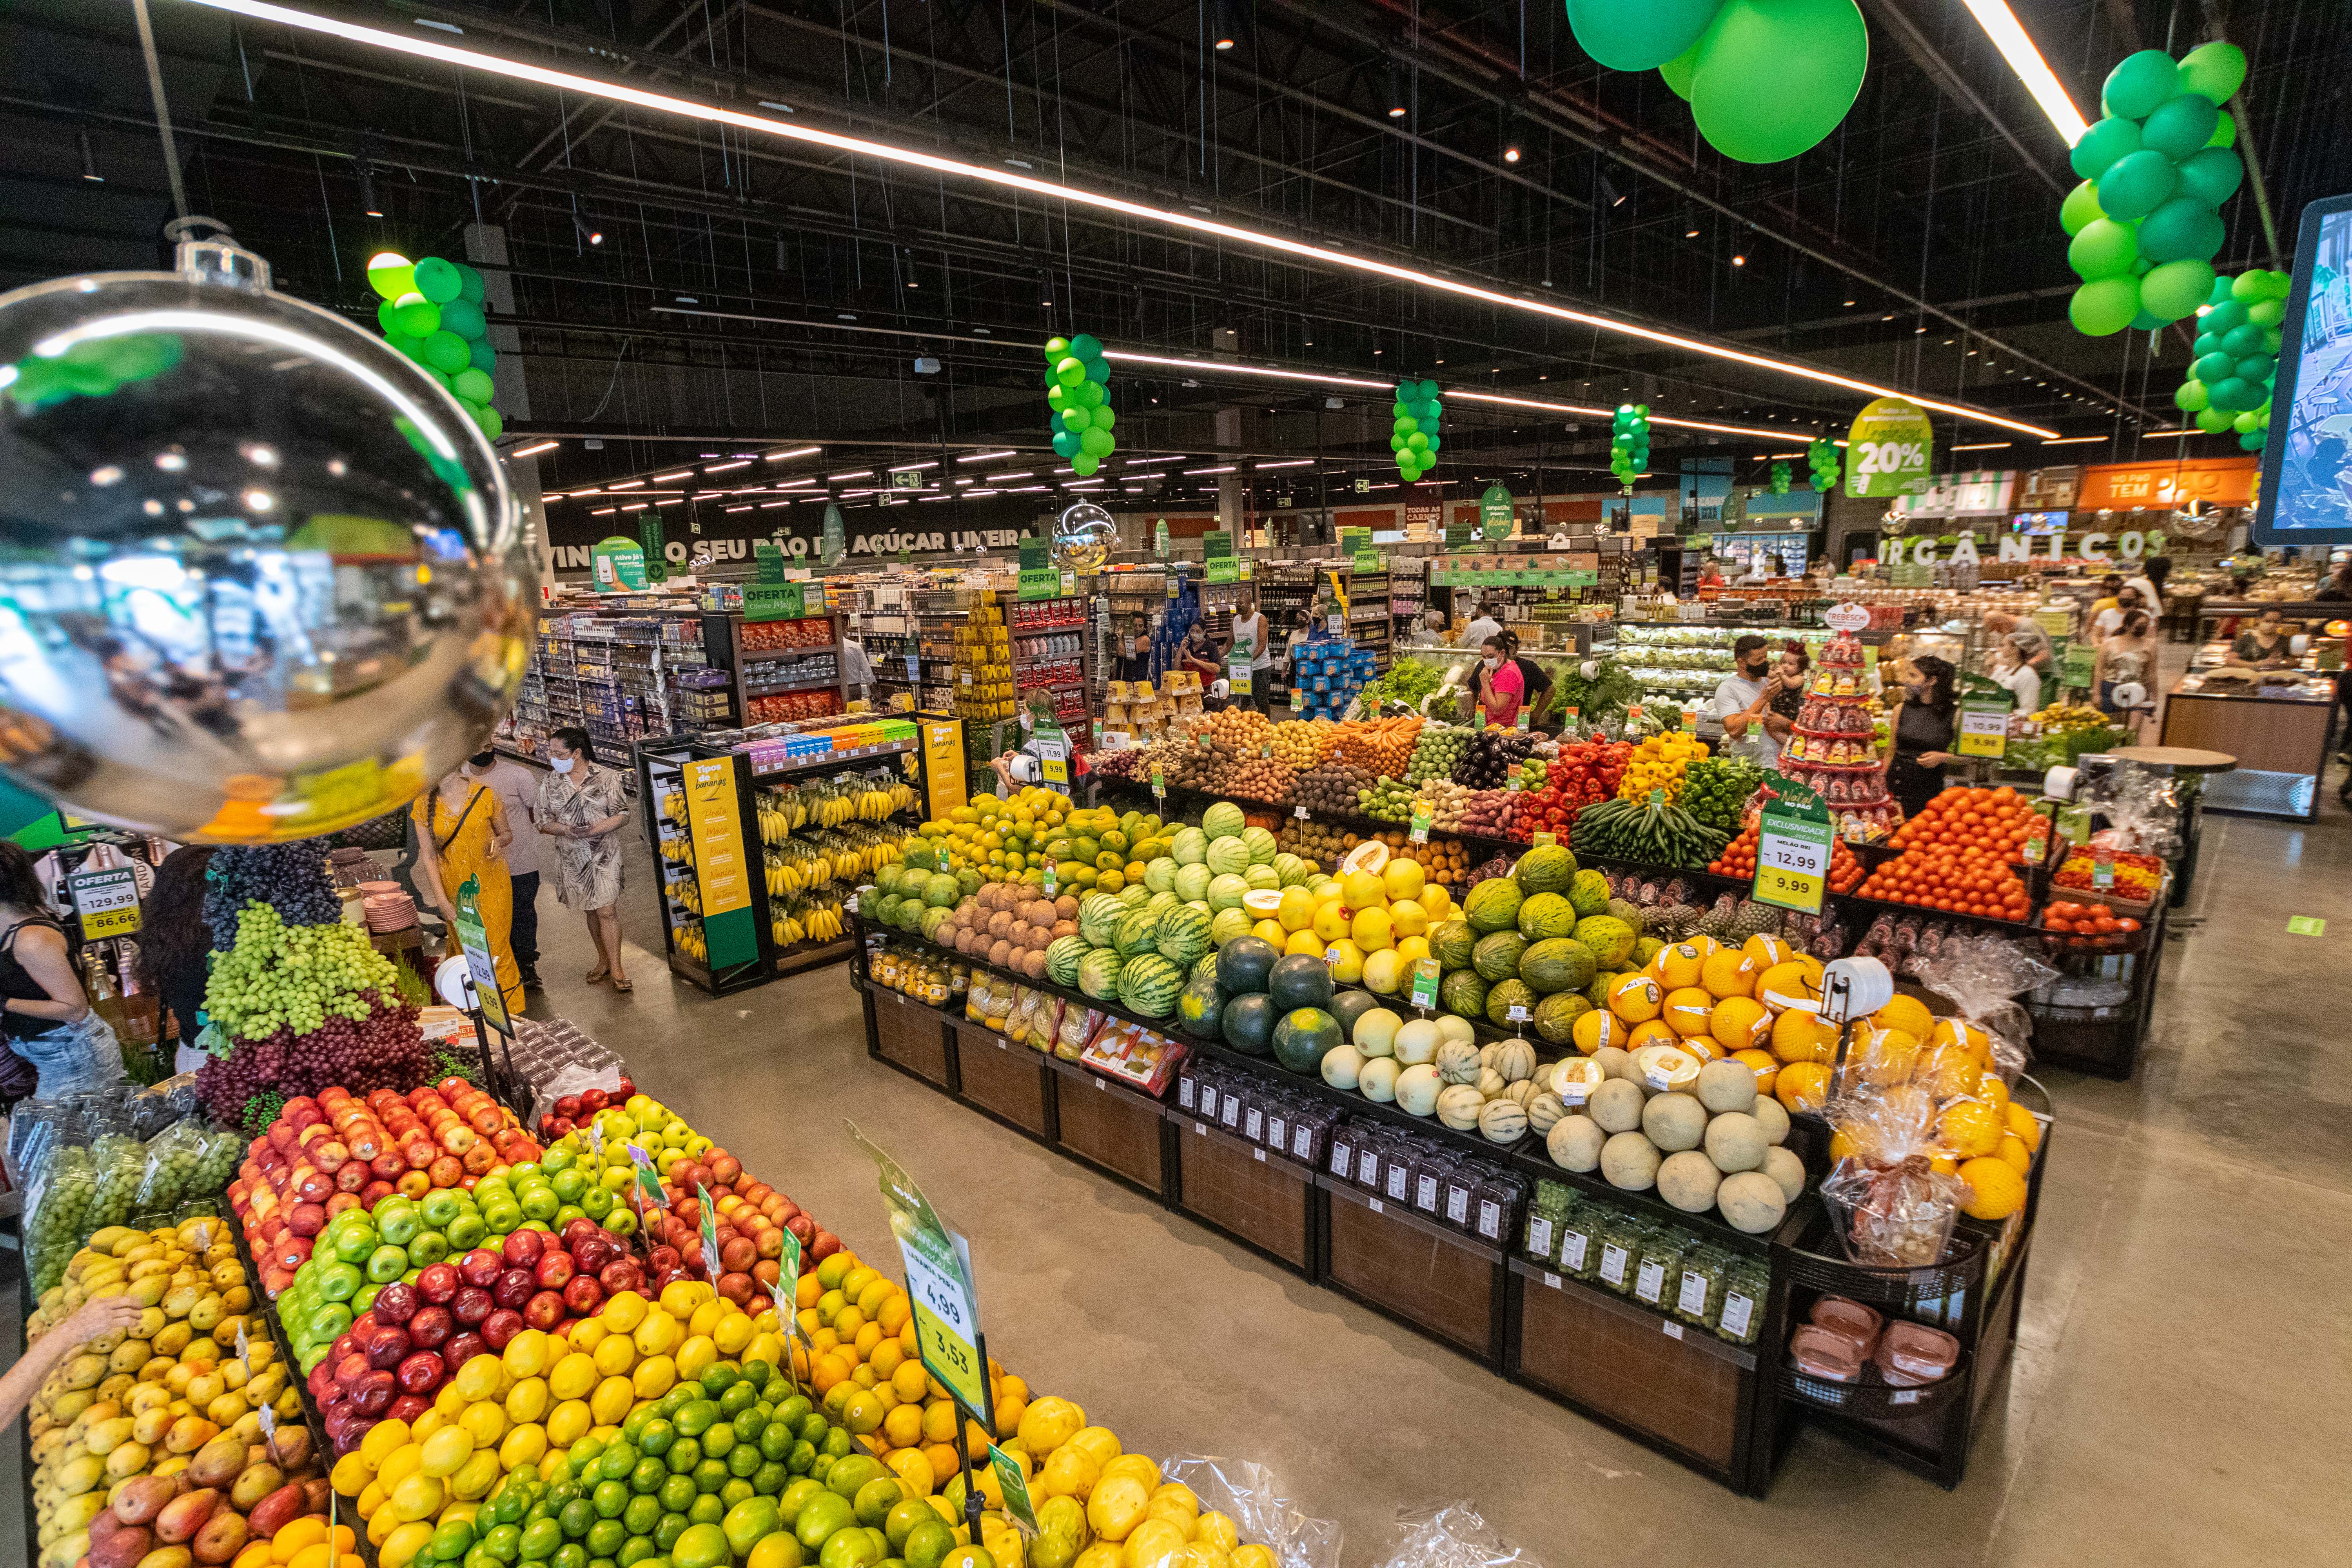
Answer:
[469,401,503,441]
[2236,354,2276,383]
[2097,150,2177,220]
[413,256,463,303]
[2207,109,2236,150]
[1406,432,1429,452]
[2067,218,2140,281]
[2138,198,2223,265]
[2193,351,2236,383]
[2206,298,2249,332]
[2247,297,2286,328]
[2069,277,2142,336]
[1055,357,1085,388]
[438,298,486,340]
[1069,333,1103,359]
[2141,93,2219,161]
[1078,427,1113,457]
[1390,434,1409,452]
[1044,336,1070,358]
[1075,377,1105,407]
[2060,180,2106,236]
[2194,407,2233,433]
[454,263,485,305]
[2101,50,2181,120]
[2178,40,2248,105]
[387,331,426,362]
[423,330,470,374]
[452,368,495,404]
[1690,0,1868,165]
[1425,434,1443,452]
[1564,0,1723,71]
[1060,405,1093,433]
[1093,403,1116,430]
[392,295,441,337]
[2141,258,2217,322]
[2174,146,2243,209]
[376,299,402,335]
[2230,270,2268,302]
[1394,415,1416,435]
[2174,378,2209,412]
[2209,377,2256,411]
[366,253,416,302]
[2069,117,2142,181]
[1659,43,1699,101]
[2233,411,2262,434]
[1046,384,1068,410]
[1072,454,1100,476]
[1083,355,1110,385]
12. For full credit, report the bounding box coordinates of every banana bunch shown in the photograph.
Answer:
[764,839,842,896]
[755,786,810,842]
[805,778,863,829]
[669,877,703,916]
[658,833,693,865]
[674,919,706,962]
[853,776,916,821]
[773,894,846,949]
[771,910,805,948]
[660,789,687,826]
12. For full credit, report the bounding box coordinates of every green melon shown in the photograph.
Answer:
[1573,915,1638,968]
[875,865,906,897]
[1431,919,1477,971]
[1118,954,1183,1017]
[1271,1007,1342,1075]
[1267,954,1335,1012]
[1218,936,1280,995]
[875,893,904,927]
[1243,864,1280,891]
[1205,873,1250,911]
[1272,852,1311,887]
[1077,949,1125,1000]
[1202,801,1247,840]
[1142,858,1178,895]
[1516,891,1577,941]
[1192,951,1220,984]
[920,906,954,941]
[1176,972,1226,1039]
[1209,907,1255,947]
[1463,878,1523,934]
[1157,906,1214,969]
[1532,991,1593,1045]
[1519,937,1598,996]
[1485,978,1536,1028]
[1078,893,1126,947]
[1045,936,1090,989]
[1174,862,1214,903]
[899,869,933,902]
[1205,837,1253,878]
[901,840,938,869]
[1240,825,1279,865]
[1472,931,1529,984]
[1513,844,1579,895]
[1439,969,1490,1021]
[1118,883,1152,909]
[1567,869,1612,918]
[1171,827,1209,866]
[1113,908,1163,958]
[1221,992,1276,1055]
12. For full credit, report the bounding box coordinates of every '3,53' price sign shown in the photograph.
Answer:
[1751,803,1834,916]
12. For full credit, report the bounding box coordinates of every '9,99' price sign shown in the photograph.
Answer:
[1751,804,1833,916]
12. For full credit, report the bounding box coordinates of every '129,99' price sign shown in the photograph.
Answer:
[1751,807,1833,916]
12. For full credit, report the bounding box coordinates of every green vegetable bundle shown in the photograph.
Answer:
[1360,658,1443,713]
[1680,757,1766,835]
[1570,789,1730,869]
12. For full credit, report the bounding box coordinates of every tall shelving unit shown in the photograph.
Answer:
[505,607,711,784]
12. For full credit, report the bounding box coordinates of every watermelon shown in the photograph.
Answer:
[1176,973,1227,1039]
[1171,827,1209,866]
[1156,905,1214,969]
[1573,915,1638,967]
[1240,825,1279,865]
[1267,954,1335,1011]
[1439,969,1489,1020]
[1202,801,1247,840]
[1078,893,1125,947]
[1143,858,1178,895]
[1244,865,1280,891]
[1142,891,1177,919]
[1463,878,1523,934]
[1513,843,1579,895]
[1192,951,1220,984]
[1118,883,1152,909]
[1174,863,1214,903]
[1271,1007,1342,1074]
[1217,936,1278,995]
[1118,954,1183,1017]
[1328,990,1383,1040]
[1516,891,1578,941]
[1209,907,1255,946]
[1078,949,1125,1000]
[1472,931,1528,984]
[1221,992,1276,1054]
[1272,852,1311,887]
[1205,837,1252,878]
[1431,919,1477,971]
[1045,936,1090,988]
[1533,991,1592,1045]
[1113,909,1163,958]
[1519,937,1598,996]
[1567,869,1612,917]
[1485,978,1536,1027]
[1206,873,1250,911]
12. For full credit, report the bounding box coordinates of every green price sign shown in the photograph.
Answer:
[987,1444,1040,1534]
[1845,397,1933,499]
[849,1125,993,1427]
[1751,801,1834,916]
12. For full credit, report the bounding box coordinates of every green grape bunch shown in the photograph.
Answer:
[204,900,405,1042]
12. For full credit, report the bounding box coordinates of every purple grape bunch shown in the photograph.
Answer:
[194,990,428,1125]
[204,841,343,943]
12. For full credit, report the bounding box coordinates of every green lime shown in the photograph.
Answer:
[638,1420,676,1458]
[882,1500,931,1553]
[774,1396,813,1428]
[653,1515,690,1552]
[431,1520,477,1561]
[519,1521,564,1562]
[630,1460,667,1495]
[620,1407,654,1444]
[614,1541,657,1568]
[786,1442,816,1476]
[550,1548,585,1568]
[723,1498,782,1557]
[687,1494,727,1526]
[672,1524,730,1568]
[719,1383,759,1418]
[817,1527,883,1568]
[591,1481,630,1521]
[584,1520,626,1560]
[558,1500,597,1540]
[777,1478,823,1525]
[482,1525,524,1563]
[719,1479,755,1509]
[808,1456,833,1485]
[676,1401,720,1438]
[667,1440,703,1476]
[621,1497,661,1536]
[824,1458,885,1503]
[570,1439,608,1479]
[728,1446,762,1479]
[794,1492,856,1552]
[902,1522,955,1568]
[752,1464,787,1497]
[759,1425,796,1463]
[819,1428,854,1461]
[659,1475,698,1514]
[793,1414,829,1445]
[548,1481,584,1511]
[702,1425,736,1460]
[851,1480,900,1530]
[693,1459,730,1494]
[598,1445,640,1483]
[701,1364,740,1397]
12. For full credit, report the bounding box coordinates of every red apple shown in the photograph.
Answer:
[492,1270,535,1311]
[597,1259,642,1297]
[534,1252,575,1290]
[809,1230,840,1263]
[426,1155,463,1189]
[450,1287,493,1327]
[554,1095,583,1120]
[386,1394,432,1426]
[415,1264,460,1306]
[457,1249,503,1289]
[501,1230,544,1269]
[479,1308,526,1350]
[348,1370,396,1417]
[561,1275,604,1316]
[363,1324,411,1371]
[406,1305,453,1350]
[440,1330,486,1370]
[580,1089,610,1114]
[614,1076,635,1099]
[521,1292,565,1332]
[371,1283,419,1325]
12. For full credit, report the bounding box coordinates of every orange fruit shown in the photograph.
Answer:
[1956,1157,2027,1220]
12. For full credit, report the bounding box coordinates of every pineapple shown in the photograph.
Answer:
[1697,893,1739,939]
[1649,902,1703,940]
[1731,898,1783,939]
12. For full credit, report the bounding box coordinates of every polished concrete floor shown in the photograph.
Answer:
[512,775,2352,1568]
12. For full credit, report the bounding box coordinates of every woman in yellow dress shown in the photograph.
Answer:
[410,768,527,1018]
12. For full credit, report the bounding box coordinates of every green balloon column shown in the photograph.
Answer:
[1391,379,1443,482]
[1044,333,1116,477]
[2060,41,2250,336]
[1768,459,1792,496]
[1569,0,1868,164]
[1609,404,1650,488]
[2176,268,2292,450]
[1807,438,1841,493]
[366,252,502,439]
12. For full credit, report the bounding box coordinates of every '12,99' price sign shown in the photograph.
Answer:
[1751,803,1834,916]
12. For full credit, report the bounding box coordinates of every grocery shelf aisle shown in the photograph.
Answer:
[510,800,2352,1567]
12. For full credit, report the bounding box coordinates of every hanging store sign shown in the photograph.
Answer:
[1845,397,1933,499]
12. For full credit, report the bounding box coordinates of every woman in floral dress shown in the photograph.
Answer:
[535,727,633,992]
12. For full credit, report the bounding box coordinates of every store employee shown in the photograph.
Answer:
[1713,634,1786,764]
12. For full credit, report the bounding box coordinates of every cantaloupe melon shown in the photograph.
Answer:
[1525,1091,1567,1134]
[1478,1098,1528,1142]
[1695,1058,1759,1114]
[1320,1044,1367,1091]
[1395,1063,1443,1115]
[1657,1151,1723,1213]
[1358,1058,1400,1102]
[1392,1018,1441,1065]
[1549,1056,1606,1104]
[1600,1130,1662,1190]
[1546,1115,1604,1172]
[1589,1078,1646,1134]
[1752,1094,1791,1145]
[1641,1092,1708,1152]
[1760,1145,1806,1201]
[1702,1111,1768,1173]
[1716,1170,1787,1233]
[1436,1084,1486,1131]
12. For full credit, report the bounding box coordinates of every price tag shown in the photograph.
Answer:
[1293,804,1308,820]
[1661,1321,1684,1341]
[960,669,972,686]
[1505,1004,1529,1025]
[1891,1388,1921,1405]
[1228,660,1253,696]
[1409,957,1441,1011]
[1543,1271,1562,1290]
[1042,863,1057,897]
[1752,800,1833,916]
[904,653,920,682]
[1368,1197,1383,1213]
[1531,831,1556,849]
[1626,703,1644,725]
[2092,848,2115,889]
[1289,688,1305,712]
[1957,695,2011,759]
[898,1239,987,1416]
[1151,765,1165,800]
[255,1404,279,1461]
[1408,808,1432,844]
[67,865,141,938]
[1515,708,1530,732]
[1506,776,1523,793]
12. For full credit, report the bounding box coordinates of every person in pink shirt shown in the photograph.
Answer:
[1474,634,1524,726]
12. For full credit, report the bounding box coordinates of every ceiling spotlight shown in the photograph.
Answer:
[1503,145,1521,163]
[1212,0,1239,50]
[574,215,603,245]
[79,131,102,183]
[1600,173,1626,207]
[356,161,383,218]
[1730,254,1746,267]
[1386,64,1408,118]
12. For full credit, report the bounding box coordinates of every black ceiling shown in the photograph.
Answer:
[5,0,2349,505]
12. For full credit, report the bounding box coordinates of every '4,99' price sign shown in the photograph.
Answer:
[899,1241,989,1420]
[1751,805,1833,916]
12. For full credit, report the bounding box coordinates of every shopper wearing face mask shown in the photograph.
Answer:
[1713,634,1787,764]
[535,727,633,993]
[461,745,547,990]
[1474,635,1524,727]
[1885,655,1961,818]
[411,763,526,1020]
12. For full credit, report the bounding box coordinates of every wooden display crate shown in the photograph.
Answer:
[953,1020,1053,1137]
[869,989,954,1088]
[1173,1115,1315,1272]
[1319,1174,1506,1369]
[1051,1058,1170,1196]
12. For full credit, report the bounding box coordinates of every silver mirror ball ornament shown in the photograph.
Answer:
[1052,501,1116,571]
[0,221,534,841]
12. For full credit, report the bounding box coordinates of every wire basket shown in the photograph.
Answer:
[1777,1346,1972,1418]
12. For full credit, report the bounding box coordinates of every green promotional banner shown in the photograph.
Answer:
[845,1124,992,1428]
[1845,397,1933,499]
[590,535,648,592]
[451,875,512,1034]
[1479,483,1516,539]
[638,513,668,584]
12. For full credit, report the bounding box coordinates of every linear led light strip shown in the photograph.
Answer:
[191,0,2057,440]
[1960,2,2089,145]
[1448,390,1805,445]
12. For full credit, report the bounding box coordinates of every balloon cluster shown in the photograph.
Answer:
[1768,460,1792,496]
[2060,42,2250,336]
[1609,404,1650,488]
[1044,333,1117,476]
[366,252,501,439]
[1570,0,1868,165]
[1391,379,1443,482]
[1807,439,1841,492]
[2177,270,2291,450]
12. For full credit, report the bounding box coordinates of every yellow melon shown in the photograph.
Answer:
[1661,986,1715,1036]
[1771,1008,1838,1065]
[1572,1010,1626,1056]
[1699,948,1758,1000]
[1742,933,1794,969]
[1730,1047,1779,1097]
[1870,994,1935,1041]
[1606,973,1663,1023]
[1627,1018,1681,1053]
[1653,943,1706,990]
[1708,996,1771,1053]
[1757,958,1825,1013]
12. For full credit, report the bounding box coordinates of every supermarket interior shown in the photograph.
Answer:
[4,3,2352,1567]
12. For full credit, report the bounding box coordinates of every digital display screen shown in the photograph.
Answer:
[2257,197,2352,543]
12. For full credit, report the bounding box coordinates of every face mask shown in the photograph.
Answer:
[468,751,495,769]
[551,756,576,774]
[1482,657,1500,672]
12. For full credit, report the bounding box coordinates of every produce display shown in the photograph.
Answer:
[1614,730,1709,802]
[25,1215,331,1568]
[2036,899,2147,949]
[22,1114,245,1297]
[1780,633,1900,842]
[1854,788,2038,920]
[1526,1181,1770,1344]
[2051,848,2161,903]
[1405,723,1471,784]
[1678,757,1768,837]
[1710,820,1866,894]
[1569,789,1732,869]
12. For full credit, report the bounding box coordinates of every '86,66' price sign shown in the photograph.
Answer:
[1751,800,1834,916]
